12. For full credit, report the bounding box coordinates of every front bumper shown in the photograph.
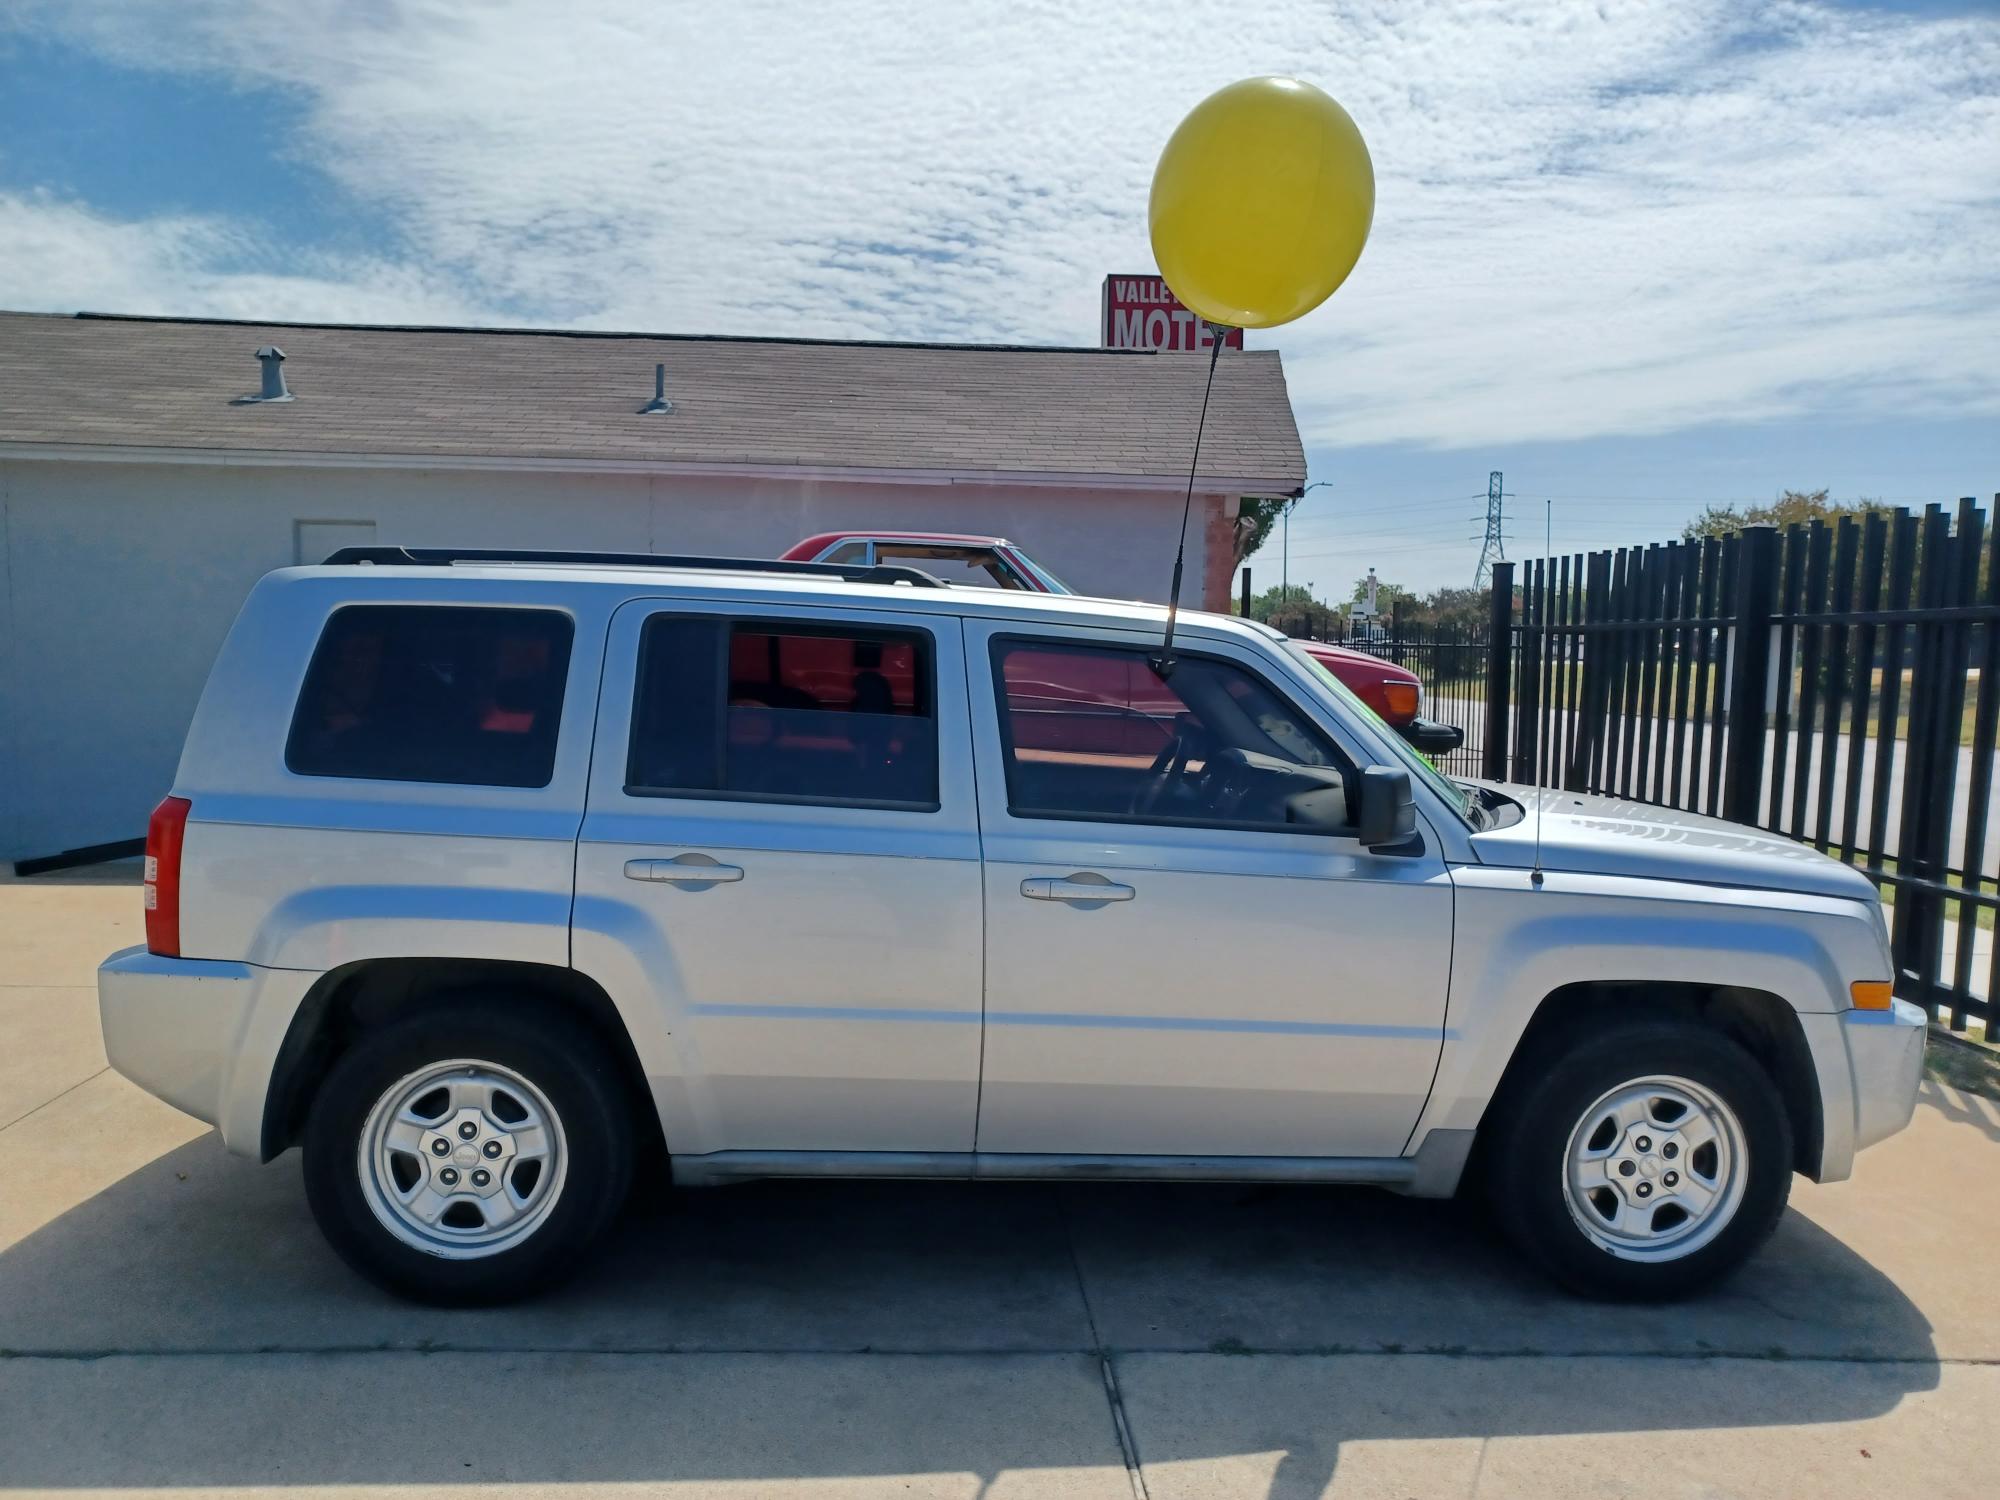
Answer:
[1800,997,1927,1182]
[1842,998,1927,1154]
[97,946,316,1158]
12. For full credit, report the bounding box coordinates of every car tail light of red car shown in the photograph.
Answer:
[1380,682,1421,722]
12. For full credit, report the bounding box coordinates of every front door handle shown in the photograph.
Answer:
[1021,873,1135,904]
[624,855,744,885]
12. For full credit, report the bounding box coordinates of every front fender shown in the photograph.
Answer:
[1414,866,1888,1172]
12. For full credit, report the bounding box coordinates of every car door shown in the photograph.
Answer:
[573,599,982,1157]
[965,622,1453,1160]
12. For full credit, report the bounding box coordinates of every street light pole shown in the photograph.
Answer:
[1289,480,1334,605]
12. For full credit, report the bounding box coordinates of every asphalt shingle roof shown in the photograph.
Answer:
[0,312,1306,491]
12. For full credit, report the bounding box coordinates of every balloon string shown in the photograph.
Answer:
[1152,327,1228,678]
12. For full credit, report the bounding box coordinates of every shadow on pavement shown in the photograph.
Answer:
[1918,1075,2000,1144]
[0,1131,1942,1494]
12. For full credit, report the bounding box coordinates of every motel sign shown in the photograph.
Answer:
[1100,275,1245,353]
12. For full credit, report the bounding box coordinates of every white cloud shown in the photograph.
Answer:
[1,0,1995,451]
[0,191,485,325]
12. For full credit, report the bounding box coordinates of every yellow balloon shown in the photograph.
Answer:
[1149,77,1374,330]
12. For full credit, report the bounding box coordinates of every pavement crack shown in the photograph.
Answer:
[0,1344,1988,1367]
[1055,1187,1150,1500]
[0,1066,108,1134]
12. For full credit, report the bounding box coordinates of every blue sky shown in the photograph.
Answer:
[1,0,1995,594]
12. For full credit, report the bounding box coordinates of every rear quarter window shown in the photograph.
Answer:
[286,604,573,788]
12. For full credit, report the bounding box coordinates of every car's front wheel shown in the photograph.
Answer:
[303,998,634,1305]
[1485,1021,1793,1299]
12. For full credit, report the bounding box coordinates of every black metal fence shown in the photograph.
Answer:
[1276,612,1493,777]
[1476,499,1998,1035]
[1377,624,1490,778]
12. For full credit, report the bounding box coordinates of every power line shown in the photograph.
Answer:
[1504,490,1952,505]
[1280,520,1706,562]
[1292,489,1954,522]
[1284,492,1488,520]
[1268,482,1972,577]
[1265,543,1484,564]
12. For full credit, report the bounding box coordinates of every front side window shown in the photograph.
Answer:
[286,605,573,787]
[991,639,1355,833]
[627,616,938,809]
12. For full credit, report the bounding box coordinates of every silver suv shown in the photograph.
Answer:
[98,547,1925,1305]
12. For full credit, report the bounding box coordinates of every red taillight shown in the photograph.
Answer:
[144,796,192,957]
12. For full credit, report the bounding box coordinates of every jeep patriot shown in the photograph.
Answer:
[98,547,1925,1304]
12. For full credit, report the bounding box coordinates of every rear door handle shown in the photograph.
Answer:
[1024,876,1136,900]
[624,856,744,885]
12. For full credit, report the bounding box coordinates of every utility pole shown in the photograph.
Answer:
[1289,480,1333,604]
[1474,470,1507,589]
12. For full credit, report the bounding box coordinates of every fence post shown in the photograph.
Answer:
[1240,567,1251,619]
[1512,559,1543,783]
[1722,525,1780,825]
[1570,549,1613,790]
[1483,562,1514,780]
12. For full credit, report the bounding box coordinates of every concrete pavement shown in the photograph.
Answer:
[3,866,1998,1497]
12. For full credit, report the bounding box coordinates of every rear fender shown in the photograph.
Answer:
[569,890,710,1156]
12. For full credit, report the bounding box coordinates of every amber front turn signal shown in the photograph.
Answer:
[1850,980,1894,1011]
[1380,683,1420,721]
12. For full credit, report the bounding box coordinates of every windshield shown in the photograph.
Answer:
[1013,551,1074,594]
[1286,642,1474,825]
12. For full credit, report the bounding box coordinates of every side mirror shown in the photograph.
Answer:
[1357,766,1416,848]
[1399,717,1465,756]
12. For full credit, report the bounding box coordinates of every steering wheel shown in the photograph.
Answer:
[1132,717,1203,817]
[1196,746,1257,820]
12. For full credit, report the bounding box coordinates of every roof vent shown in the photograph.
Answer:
[232,346,295,405]
[638,363,673,415]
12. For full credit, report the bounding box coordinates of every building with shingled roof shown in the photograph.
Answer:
[0,311,1305,864]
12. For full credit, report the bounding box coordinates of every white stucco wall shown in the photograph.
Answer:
[0,457,1228,862]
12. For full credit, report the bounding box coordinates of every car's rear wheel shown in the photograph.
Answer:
[303,998,634,1305]
[1485,1021,1792,1299]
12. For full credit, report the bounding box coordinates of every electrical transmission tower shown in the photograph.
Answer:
[1474,470,1508,589]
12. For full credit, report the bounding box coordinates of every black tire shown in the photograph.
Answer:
[303,996,636,1306]
[1483,1021,1793,1300]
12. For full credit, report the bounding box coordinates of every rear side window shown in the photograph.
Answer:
[287,605,573,788]
[627,616,937,809]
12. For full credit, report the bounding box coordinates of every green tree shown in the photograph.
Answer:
[1242,582,1343,639]
[1233,497,1291,569]
[1244,582,1315,623]
[1415,586,1488,630]
[1349,574,1417,615]
[1680,488,1890,542]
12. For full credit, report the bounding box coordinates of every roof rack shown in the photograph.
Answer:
[320,545,947,589]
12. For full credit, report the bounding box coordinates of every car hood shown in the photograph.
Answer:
[1300,641,1414,680]
[1465,783,1878,902]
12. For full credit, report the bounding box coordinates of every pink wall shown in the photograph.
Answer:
[0,457,1246,858]
[633,473,1234,610]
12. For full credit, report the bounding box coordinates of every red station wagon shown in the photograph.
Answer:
[782,531,1465,755]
